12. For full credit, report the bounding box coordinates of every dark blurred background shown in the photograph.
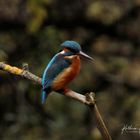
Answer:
[0,0,140,140]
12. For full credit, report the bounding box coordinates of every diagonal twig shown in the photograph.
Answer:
[0,62,112,140]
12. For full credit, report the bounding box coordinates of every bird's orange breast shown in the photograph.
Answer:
[52,55,80,90]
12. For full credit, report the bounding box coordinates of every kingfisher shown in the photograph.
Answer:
[41,41,93,104]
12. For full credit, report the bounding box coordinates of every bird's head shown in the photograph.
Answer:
[60,41,93,61]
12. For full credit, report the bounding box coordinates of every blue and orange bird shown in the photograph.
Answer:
[41,41,93,104]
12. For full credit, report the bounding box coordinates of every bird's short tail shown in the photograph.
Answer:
[41,90,47,104]
[41,87,51,104]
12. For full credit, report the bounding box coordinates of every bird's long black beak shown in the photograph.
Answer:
[79,51,94,61]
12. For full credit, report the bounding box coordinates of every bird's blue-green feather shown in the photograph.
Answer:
[42,52,72,91]
[60,41,81,53]
[42,90,47,104]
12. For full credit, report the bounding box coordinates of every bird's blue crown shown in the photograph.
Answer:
[60,41,81,53]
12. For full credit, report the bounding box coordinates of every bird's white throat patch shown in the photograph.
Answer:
[60,48,70,54]
[60,50,65,54]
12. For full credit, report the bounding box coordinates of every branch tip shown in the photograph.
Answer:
[85,92,96,106]
[22,63,29,71]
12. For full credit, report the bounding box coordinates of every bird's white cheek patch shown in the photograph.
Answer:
[60,50,65,54]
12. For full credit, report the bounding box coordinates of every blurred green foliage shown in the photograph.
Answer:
[0,0,140,140]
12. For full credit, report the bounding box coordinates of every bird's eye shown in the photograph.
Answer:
[59,49,62,52]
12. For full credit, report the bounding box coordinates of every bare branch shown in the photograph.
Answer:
[0,62,112,140]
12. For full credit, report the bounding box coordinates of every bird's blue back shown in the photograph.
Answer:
[42,53,72,103]
[42,52,73,91]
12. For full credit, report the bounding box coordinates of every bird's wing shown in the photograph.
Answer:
[42,53,70,91]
